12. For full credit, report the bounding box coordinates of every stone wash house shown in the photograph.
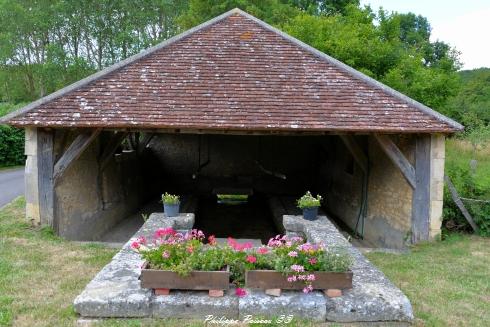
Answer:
[2,8,462,249]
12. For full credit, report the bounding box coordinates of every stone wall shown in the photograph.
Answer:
[24,129,145,240]
[323,135,414,249]
[429,134,445,240]
[54,131,144,240]
[365,136,414,248]
[24,128,41,225]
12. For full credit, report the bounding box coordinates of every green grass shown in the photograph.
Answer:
[366,234,490,327]
[0,197,489,326]
[446,138,490,197]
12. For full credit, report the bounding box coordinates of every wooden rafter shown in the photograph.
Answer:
[99,132,128,171]
[340,135,368,173]
[53,129,101,183]
[374,134,416,189]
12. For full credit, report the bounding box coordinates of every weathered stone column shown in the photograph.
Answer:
[429,134,445,240]
[24,127,40,225]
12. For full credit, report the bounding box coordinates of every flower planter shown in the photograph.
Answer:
[245,270,352,290]
[302,206,319,220]
[140,262,230,291]
[163,203,180,217]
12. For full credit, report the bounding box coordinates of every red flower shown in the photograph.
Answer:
[235,288,247,297]
[228,237,253,251]
[130,241,140,249]
[208,235,217,246]
[308,257,317,265]
[246,255,257,263]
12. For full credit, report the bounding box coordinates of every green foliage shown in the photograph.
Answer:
[444,139,490,236]
[443,68,490,131]
[161,192,180,205]
[297,191,322,208]
[283,6,461,110]
[0,125,24,167]
[0,0,189,102]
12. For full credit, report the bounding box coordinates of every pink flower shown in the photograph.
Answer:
[288,251,298,257]
[307,274,316,281]
[287,276,297,282]
[302,285,314,293]
[154,227,176,239]
[308,257,317,265]
[186,246,194,254]
[235,288,247,297]
[162,250,170,259]
[137,236,147,244]
[257,247,269,254]
[291,264,304,272]
[290,236,304,243]
[228,238,253,251]
[246,255,257,263]
[130,241,140,249]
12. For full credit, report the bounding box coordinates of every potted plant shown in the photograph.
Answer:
[132,229,230,295]
[297,191,322,220]
[244,235,353,294]
[162,192,180,217]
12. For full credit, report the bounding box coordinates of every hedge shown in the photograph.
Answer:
[0,125,25,167]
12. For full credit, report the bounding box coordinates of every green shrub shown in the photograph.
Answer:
[161,192,180,205]
[0,125,25,167]
[296,191,322,209]
[444,162,490,237]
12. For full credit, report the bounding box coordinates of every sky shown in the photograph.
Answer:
[360,0,490,70]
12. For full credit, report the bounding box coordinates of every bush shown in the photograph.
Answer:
[444,164,490,237]
[0,125,25,167]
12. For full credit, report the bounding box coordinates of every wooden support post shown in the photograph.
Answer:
[411,135,431,243]
[374,134,416,189]
[37,129,55,228]
[53,129,101,183]
[138,133,155,155]
[444,175,479,233]
[340,135,368,173]
[99,132,128,171]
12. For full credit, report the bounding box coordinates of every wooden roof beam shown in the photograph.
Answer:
[53,129,101,183]
[374,134,416,189]
[340,135,368,174]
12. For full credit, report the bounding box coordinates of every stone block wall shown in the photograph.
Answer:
[365,136,414,248]
[429,134,445,240]
[54,131,144,240]
[323,135,414,249]
[24,127,40,225]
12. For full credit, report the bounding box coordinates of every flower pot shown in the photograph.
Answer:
[163,203,180,217]
[140,262,230,290]
[302,206,319,220]
[245,270,353,290]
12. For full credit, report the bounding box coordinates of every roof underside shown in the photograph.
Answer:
[5,9,462,133]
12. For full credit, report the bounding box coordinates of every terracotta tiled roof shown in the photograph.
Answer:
[3,9,462,133]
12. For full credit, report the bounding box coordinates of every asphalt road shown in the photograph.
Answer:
[0,167,24,208]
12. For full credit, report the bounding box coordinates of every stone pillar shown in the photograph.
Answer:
[429,134,445,240]
[24,127,40,225]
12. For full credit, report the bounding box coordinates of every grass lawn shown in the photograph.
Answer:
[1,197,489,326]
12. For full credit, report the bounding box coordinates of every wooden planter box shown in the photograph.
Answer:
[140,262,230,291]
[245,270,353,290]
